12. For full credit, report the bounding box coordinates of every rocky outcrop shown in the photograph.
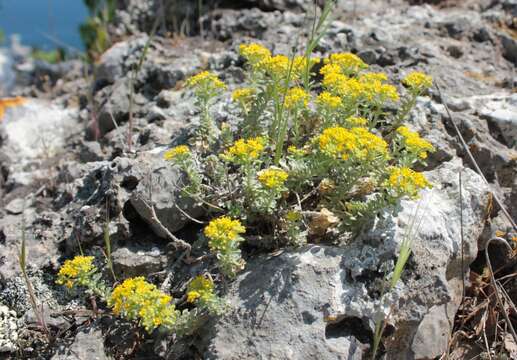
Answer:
[1,0,516,359]
[199,160,490,359]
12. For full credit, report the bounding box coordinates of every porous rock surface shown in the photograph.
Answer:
[200,160,490,360]
[0,0,516,359]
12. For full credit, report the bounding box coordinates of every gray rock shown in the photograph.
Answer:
[96,39,141,84]
[23,303,69,331]
[52,326,107,360]
[500,33,517,65]
[249,0,314,11]
[78,141,105,163]
[96,79,131,136]
[477,93,517,147]
[128,151,204,237]
[5,198,26,215]
[201,160,490,359]
[112,244,166,278]
[0,209,62,280]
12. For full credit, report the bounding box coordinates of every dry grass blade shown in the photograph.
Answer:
[484,237,517,344]
[435,82,517,232]
[135,197,192,255]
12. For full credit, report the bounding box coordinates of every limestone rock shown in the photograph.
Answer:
[201,160,490,359]
[52,326,107,360]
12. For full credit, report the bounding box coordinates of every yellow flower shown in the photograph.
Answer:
[109,277,177,333]
[316,91,342,109]
[396,126,435,159]
[326,77,366,101]
[56,256,95,289]
[362,80,399,103]
[187,275,215,303]
[204,216,246,252]
[320,63,342,77]
[285,210,302,222]
[239,43,271,66]
[345,116,368,127]
[325,53,368,75]
[232,88,255,102]
[258,167,289,189]
[187,291,201,303]
[287,145,307,156]
[258,55,289,78]
[317,126,388,161]
[164,145,190,161]
[284,87,310,109]
[387,167,431,198]
[359,72,388,83]
[221,137,266,164]
[402,71,433,91]
[321,71,349,94]
[186,71,226,93]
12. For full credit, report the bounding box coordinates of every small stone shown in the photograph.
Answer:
[447,98,470,112]
[112,245,166,278]
[447,45,463,59]
[473,27,492,42]
[78,141,104,163]
[357,49,378,65]
[5,198,26,215]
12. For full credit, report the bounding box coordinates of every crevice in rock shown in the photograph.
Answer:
[325,316,373,344]
[484,116,510,148]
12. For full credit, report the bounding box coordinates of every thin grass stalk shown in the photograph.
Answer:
[104,204,116,282]
[18,208,51,340]
[371,200,426,359]
[435,82,517,232]
[302,0,334,91]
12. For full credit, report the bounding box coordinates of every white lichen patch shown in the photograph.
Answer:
[0,304,19,353]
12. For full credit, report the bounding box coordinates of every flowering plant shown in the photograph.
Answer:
[166,43,435,275]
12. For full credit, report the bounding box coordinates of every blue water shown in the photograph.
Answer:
[0,0,88,51]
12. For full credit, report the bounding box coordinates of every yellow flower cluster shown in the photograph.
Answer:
[109,277,177,333]
[403,71,433,91]
[361,79,399,103]
[325,52,368,74]
[239,43,271,66]
[164,145,190,161]
[359,72,388,83]
[56,256,95,289]
[345,116,368,127]
[320,63,398,104]
[258,167,289,189]
[316,91,342,109]
[258,55,289,78]
[232,88,255,102]
[320,63,341,77]
[187,275,215,303]
[204,216,246,252]
[387,167,431,198]
[221,137,265,163]
[239,44,320,80]
[321,70,349,94]
[317,126,388,161]
[396,126,435,159]
[186,71,226,92]
[284,87,310,109]
[287,145,307,156]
